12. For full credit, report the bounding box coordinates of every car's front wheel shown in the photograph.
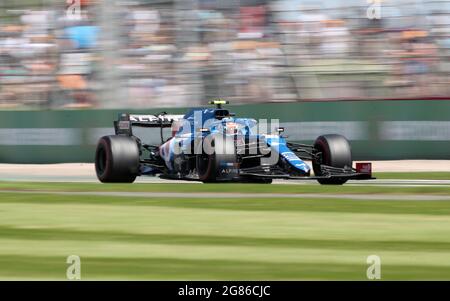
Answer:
[312,134,352,185]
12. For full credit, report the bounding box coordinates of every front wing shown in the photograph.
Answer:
[238,165,374,181]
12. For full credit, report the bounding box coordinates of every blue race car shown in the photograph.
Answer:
[95,101,373,184]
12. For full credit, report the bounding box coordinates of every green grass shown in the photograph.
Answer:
[1,182,450,280]
[1,181,450,195]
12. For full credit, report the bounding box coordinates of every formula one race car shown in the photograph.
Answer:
[95,100,373,184]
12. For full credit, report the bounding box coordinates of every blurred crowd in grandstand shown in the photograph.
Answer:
[0,0,449,109]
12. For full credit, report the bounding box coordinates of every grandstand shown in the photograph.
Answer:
[0,0,449,109]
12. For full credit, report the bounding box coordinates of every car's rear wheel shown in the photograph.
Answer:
[313,134,352,185]
[95,135,140,183]
[196,134,237,183]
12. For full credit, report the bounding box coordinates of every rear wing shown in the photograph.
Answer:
[114,113,185,136]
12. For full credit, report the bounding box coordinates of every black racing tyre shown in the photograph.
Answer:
[95,135,140,183]
[313,134,352,185]
[196,134,236,183]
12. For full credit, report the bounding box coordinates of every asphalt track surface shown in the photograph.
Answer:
[1,172,450,186]
[0,163,449,201]
[0,189,449,201]
[1,162,450,187]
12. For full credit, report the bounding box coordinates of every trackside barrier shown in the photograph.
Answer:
[0,100,450,163]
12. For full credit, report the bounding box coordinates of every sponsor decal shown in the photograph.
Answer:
[380,121,450,141]
[220,168,238,174]
[118,121,130,130]
[0,128,81,146]
[281,121,368,141]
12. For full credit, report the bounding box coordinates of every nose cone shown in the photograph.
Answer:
[264,135,311,174]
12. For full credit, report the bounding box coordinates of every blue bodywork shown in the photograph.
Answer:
[156,108,311,175]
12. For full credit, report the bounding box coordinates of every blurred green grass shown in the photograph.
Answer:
[1,182,450,280]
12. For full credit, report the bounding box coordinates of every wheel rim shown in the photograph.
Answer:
[197,153,210,177]
[96,145,107,176]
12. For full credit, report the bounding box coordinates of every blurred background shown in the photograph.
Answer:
[0,0,449,163]
[0,0,448,109]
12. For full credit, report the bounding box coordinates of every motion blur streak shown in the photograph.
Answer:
[0,0,448,109]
